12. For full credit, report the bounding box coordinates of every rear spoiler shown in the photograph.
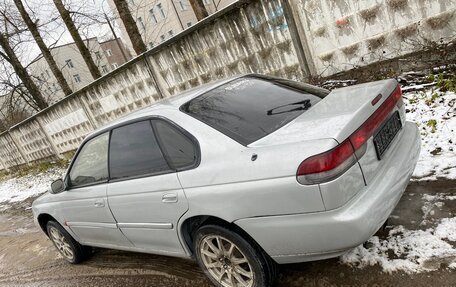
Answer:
[248,74,331,98]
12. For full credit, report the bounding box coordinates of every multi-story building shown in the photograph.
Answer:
[28,37,131,104]
[100,38,133,70]
[107,0,236,55]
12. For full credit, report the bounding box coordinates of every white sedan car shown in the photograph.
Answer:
[33,74,420,287]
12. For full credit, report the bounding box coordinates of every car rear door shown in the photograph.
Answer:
[60,132,132,247]
[106,119,198,256]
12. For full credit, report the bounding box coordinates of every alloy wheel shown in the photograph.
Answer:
[49,226,75,261]
[200,235,254,287]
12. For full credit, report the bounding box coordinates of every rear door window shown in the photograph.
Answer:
[109,121,171,180]
[180,77,321,145]
[152,120,198,170]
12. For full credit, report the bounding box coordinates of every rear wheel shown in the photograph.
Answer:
[194,225,274,287]
[46,221,90,264]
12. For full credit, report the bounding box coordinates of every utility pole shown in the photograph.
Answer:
[104,13,128,62]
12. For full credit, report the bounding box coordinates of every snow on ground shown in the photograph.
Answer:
[403,87,456,181]
[0,167,65,210]
[421,193,456,226]
[341,192,456,273]
[341,218,456,273]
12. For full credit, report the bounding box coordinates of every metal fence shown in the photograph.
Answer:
[0,0,454,170]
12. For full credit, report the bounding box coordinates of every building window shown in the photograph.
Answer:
[157,3,165,18]
[187,22,192,27]
[95,51,101,59]
[73,74,81,83]
[105,49,112,57]
[149,8,157,23]
[101,65,109,73]
[178,0,186,10]
[148,42,154,49]
[138,16,146,29]
[65,59,74,68]
[45,70,50,77]
[168,30,174,37]
[112,63,119,69]
[160,35,166,42]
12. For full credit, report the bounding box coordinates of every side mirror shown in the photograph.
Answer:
[50,179,65,194]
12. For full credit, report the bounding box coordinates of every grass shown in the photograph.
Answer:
[436,73,456,92]
[425,92,440,106]
[0,170,9,182]
[1,156,71,182]
[426,119,438,133]
[16,160,68,177]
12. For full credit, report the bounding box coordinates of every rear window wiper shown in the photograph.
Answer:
[267,99,312,115]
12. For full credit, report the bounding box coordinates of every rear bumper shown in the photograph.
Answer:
[235,122,420,264]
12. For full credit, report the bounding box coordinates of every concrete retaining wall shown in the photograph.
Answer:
[291,0,456,76]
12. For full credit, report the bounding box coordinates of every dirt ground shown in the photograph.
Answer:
[0,181,455,287]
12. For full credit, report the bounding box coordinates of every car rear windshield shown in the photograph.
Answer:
[180,77,321,145]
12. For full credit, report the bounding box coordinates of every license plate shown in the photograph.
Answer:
[373,111,402,159]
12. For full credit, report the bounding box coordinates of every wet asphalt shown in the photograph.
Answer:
[0,180,455,287]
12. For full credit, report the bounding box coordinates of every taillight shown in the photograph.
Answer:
[350,86,403,150]
[297,85,403,185]
[297,140,357,184]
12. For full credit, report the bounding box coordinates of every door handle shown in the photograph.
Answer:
[94,199,105,208]
[162,193,178,203]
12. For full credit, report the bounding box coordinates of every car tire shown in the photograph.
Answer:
[46,221,89,264]
[194,224,274,287]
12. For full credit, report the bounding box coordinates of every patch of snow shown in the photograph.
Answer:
[0,168,65,208]
[401,83,436,92]
[421,193,456,225]
[341,218,456,273]
[403,88,456,181]
[422,193,456,202]
[435,218,456,241]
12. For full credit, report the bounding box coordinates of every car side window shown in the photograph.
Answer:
[69,132,109,188]
[152,120,198,170]
[109,121,171,180]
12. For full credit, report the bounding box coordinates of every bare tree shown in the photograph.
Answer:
[52,0,101,79]
[0,85,32,131]
[0,32,48,110]
[111,0,147,55]
[189,0,209,21]
[14,0,73,96]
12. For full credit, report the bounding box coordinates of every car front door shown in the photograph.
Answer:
[106,119,198,256]
[59,132,132,248]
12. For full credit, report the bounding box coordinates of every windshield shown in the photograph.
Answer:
[180,77,321,145]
